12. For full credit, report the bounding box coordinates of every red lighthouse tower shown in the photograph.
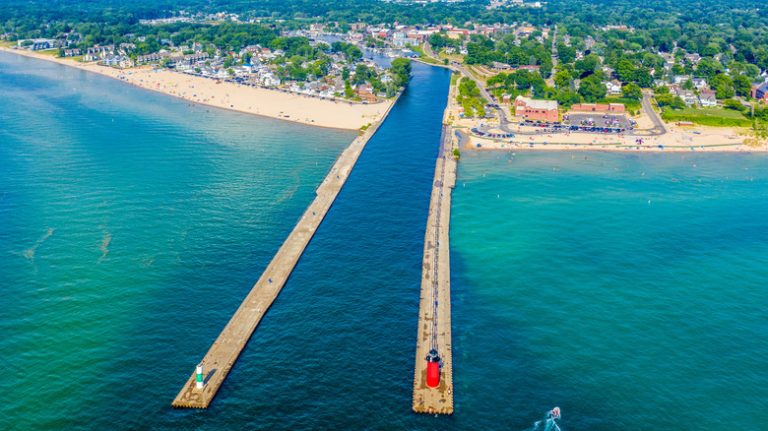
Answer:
[425,349,441,388]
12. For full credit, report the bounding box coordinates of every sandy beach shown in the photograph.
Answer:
[462,124,768,153]
[0,47,393,130]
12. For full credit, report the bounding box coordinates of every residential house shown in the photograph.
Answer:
[101,54,132,68]
[355,83,378,103]
[684,53,702,65]
[672,86,697,106]
[491,61,512,71]
[692,78,708,90]
[136,53,162,64]
[698,89,717,107]
[605,80,622,96]
[751,82,768,103]
[18,39,54,51]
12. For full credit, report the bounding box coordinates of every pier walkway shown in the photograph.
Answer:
[172,99,397,409]
[412,84,457,414]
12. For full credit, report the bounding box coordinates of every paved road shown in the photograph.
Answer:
[548,25,558,87]
[638,90,667,136]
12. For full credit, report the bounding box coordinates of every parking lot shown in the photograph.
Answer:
[564,113,634,130]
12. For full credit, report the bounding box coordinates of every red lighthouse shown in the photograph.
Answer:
[426,349,441,388]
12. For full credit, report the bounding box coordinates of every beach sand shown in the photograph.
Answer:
[464,127,768,153]
[0,47,393,130]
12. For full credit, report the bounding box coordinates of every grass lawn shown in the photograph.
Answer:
[437,50,464,63]
[409,44,426,57]
[0,40,13,48]
[450,72,460,86]
[465,65,488,80]
[417,56,442,65]
[35,49,60,57]
[662,106,751,127]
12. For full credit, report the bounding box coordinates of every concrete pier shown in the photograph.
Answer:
[172,97,398,409]
[412,81,458,415]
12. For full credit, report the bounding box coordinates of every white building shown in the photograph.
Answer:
[605,80,622,95]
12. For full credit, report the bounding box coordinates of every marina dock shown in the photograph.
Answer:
[172,98,397,409]
[412,84,458,414]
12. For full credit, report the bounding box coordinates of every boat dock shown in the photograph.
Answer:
[412,82,458,414]
[172,98,397,409]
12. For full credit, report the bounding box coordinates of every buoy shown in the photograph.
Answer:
[426,349,441,388]
[196,364,204,389]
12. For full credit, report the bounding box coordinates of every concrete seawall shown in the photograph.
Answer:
[172,93,400,409]
[412,78,458,415]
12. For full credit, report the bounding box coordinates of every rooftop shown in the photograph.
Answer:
[516,95,557,110]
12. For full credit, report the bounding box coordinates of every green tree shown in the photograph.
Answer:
[634,68,653,88]
[574,53,600,78]
[732,74,752,98]
[711,73,735,99]
[556,42,576,64]
[578,74,607,102]
[695,58,723,80]
[723,99,746,112]
[622,83,642,100]
[554,70,572,89]
[616,58,636,83]
[390,58,412,88]
[556,88,581,107]
[344,80,354,99]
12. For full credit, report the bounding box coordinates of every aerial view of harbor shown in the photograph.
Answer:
[1,0,766,429]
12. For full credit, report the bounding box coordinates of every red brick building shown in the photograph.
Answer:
[569,103,626,113]
[513,96,559,122]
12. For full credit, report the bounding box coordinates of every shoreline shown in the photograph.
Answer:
[456,122,768,154]
[463,137,768,153]
[0,46,394,131]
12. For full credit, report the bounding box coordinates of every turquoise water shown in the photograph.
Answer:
[451,151,768,430]
[2,50,767,430]
[0,52,354,429]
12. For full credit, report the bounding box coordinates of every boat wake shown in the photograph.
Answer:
[526,407,562,431]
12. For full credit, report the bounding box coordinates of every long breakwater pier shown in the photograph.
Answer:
[412,82,457,415]
[172,99,397,409]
